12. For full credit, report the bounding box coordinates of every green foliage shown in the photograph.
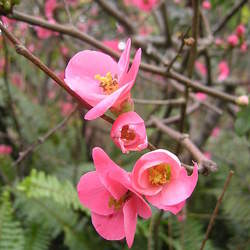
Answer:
[0,190,25,250]
[17,169,87,212]
[235,105,250,136]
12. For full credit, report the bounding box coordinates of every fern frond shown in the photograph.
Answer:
[0,190,25,250]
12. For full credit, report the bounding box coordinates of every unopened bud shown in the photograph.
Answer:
[184,37,195,46]
[236,95,249,106]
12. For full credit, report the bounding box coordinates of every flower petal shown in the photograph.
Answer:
[123,196,137,248]
[84,83,130,120]
[92,147,128,200]
[77,171,114,215]
[91,211,125,241]
[147,165,198,206]
[65,50,118,80]
[118,38,131,78]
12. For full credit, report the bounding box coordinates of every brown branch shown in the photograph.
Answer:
[133,98,185,106]
[14,104,79,166]
[1,10,244,105]
[213,0,248,35]
[200,170,234,250]
[94,0,135,34]
[151,117,217,174]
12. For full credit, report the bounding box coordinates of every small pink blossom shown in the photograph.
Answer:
[215,38,223,46]
[237,95,249,106]
[218,61,230,81]
[77,147,151,248]
[195,61,207,77]
[65,39,141,120]
[131,149,198,214]
[195,92,207,102]
[202,0,211,10]
[11,73,23,89]
[124,0,159,12]
[111,112,148,154]
[103,40,121,53]
[240,41,247,52]
[60,102,73,115]
[61,46,69,56]
[227,34,239,47]
[2,17,16,32]
[45,0,58,20]
[236,24,246,38]
[211,127,220,138]
[0,145,12,155]
[204,152,211,160]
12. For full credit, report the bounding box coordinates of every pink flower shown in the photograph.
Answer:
[195,61,207,77]
[240,41,247,52]
[236,24,246,38]
[211,127,220,138]
[60,102,73,115]
[0,145,12,155]
[65,39,141,120]
[195,92,207,102]
[77,147,151,248]
[227,34,239,47]
[131,149,198,214]
[204,152,211,160]
[215,38,223,46]
[124,0,159,12]
[202,0,211,10]
[103,39,121,53]
[61,46,69,56]
[111,112,148,153]
[218,61,229,81]
[45,0,58,20]
[237,95,249,106]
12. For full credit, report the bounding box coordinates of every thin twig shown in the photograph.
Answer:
[213,0,248,35]
[134,98,185,106]
[14,104,79,166]
[200,170,234,250]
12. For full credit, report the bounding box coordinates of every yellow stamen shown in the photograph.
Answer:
[108,193,130,210]
[95,72,119,95]
[121,125,136,141]
[148,163,171,186]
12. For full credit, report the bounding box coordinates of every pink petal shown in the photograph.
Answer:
[65,50,119,81]
[119,48,141,87]
[84,83,131,120]
[131,149,181,196]
[132,193,152,219]
[91,211,125,241]
[118,39,131,79]
[92,147,128,200]
[77,171,114,215]
[123,196,137,248]
[158,201,186,214]
[146,166,198,206]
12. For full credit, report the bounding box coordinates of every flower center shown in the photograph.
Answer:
[108,192,130,210]
[95,72,119,95]
[148,163,171,186]
[121,125,136,141]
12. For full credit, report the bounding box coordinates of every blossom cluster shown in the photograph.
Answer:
[65,39,198,247]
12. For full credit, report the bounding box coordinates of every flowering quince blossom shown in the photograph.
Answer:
[211,127,220,138]
[236,24,246,38]
[195,61,207,77]
[0,145,12,155]
[124,0,159,12]
[77,147,151,248]
[65,39,141,120]
[202,0,211,10]
[111,111,148,154]
[131,150,198,214]
[45,0,58,20]
[227,34,239,47]
[218,61,230,81]
[195,92,207,102]
[240,41,247,52]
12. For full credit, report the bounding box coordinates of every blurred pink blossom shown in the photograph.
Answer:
[237,95,249,106]
[227,34,239,47]
[195,92,207,102]
[103,40,121,53]
[240,41,248,52]
[236,24,246,38]
[204,152,211,160]
[0,145,12,155]
[124,0,159,12]
[202,0,211,10]
[211,127,220,138]
[195,61,207,77]
[60,102,73,115]
[218,61,229,81]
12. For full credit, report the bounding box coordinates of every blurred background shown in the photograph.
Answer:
[0,0,249,249]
